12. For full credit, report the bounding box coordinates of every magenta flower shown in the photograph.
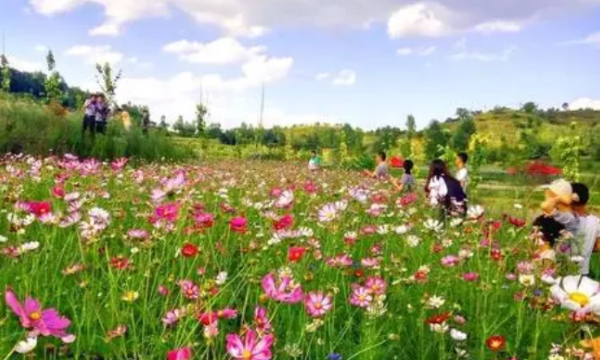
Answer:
[217,308,238,319]
[305,292,333,318]
[178,280,199,300]
[349,285,373,308]
[463,272,479,282]
[151,203,180,224]
[167,347,191,360]
[230,217,248,233]
[226,329,274,360]
[254,306,272,334]
[261,273,303,303]
[110,158,128,172]
[5,289,74,342]
[365,276,387,296]
[441,255,461,267]
[128,229,149,240]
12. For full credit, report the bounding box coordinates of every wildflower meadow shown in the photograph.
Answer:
[1,153,599,360]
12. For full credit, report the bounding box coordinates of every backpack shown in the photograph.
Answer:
[442,176,467,216]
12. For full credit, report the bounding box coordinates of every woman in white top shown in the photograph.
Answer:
[425,159,450,206]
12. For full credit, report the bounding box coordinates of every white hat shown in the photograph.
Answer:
[541,179,579,202]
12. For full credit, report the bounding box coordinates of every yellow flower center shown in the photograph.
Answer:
[314,302,322,309]
[29,311,41,321]
[358,294,366,301]
[569,291,590,307]
[242,350,252,360]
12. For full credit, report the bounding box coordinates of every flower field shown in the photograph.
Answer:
[0,154,598,360]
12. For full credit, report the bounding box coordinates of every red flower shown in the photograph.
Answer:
[274,214,294,231]
[230,217,247,233]
[490,249,503,262]
[355,269,365,278]
[23,201,52,217]
[485,335,506,352]
[288,246,306,263]
[507,216,526,228]
[110,256,130,270]
[432,243,443,253]
[52,186,65,198]
[426,312,451,325]
[197,312,218,326]
[181,243,199,258]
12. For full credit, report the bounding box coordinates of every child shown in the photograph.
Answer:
[82,94,97,134]
[308,150,321,171]
[363,151,389,179]
[455,152,469,192]
[540,179,579,236]
[532,215,566,268]
[424,159,467,216]
[571,182,600,276]
[394,159,414,192]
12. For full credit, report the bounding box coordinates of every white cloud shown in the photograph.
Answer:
[569,98,600,110]
[332,70,356,86]
[34,44,48,52]
[315,72,330,81]
[397,46,437,56]
[163,38,266,65]
[7,56,44,72]
[65,45,124,65]
[89,22,120,36]
[387,3,455,38]
[473,20,521,34]
[30,0,598,39]
[564,31,600,47]
[450,46,515,62]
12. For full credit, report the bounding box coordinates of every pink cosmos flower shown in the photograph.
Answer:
[365,276,387,296]
[305,292,333,318]
[517,261,534,275]
[261,273,303,303]
[128,229,149,240]
[230,217,248,233]
[153,203,180,223]
[178,280,199,300]
[349,285,373,308]
[163,309,184,326]
[158,285,170,296]
[52,186,65,198]
[361,257,379,268]
[254,306,272,334]
[226,329,274,360]
[270,187,283,198]
[167,347,191,360]
[80,158,101,176]
[463,272,479,282]
[217,308,238,319]
[194,212,214,229]
[5,289,74,342]
[441,255,460,267]
[326,254,353,268]
[111,158,128,172]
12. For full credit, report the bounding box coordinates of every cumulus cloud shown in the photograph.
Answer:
[65,45,124,65]
[569,98,600,110]
[163,38,266,64]
[450,46,516,62]
[34,44,48,52]
[89,22,120,36]
[397,46,437,56]
[332,70,356,86]
[29,0,598,39]
[563,31,600,47]
[473,20,521,34]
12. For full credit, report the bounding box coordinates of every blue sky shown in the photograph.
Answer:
[1,0,599,129]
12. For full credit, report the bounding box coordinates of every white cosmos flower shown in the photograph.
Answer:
[298,227,313,237]
[20,241,40,252]
[335,200,348,212]
[318,203,338,223]
[424,219,443,233]
[467,205,484,220]
[550,275,600,314]
[430,323,449,333]
[394,225,410,235]
[14,336,37,354]
[541,274,558,285]
[0,235,7,243]
[215,271,228,286]
[450,218,463,227]
[450,329,467,341]
[406,235,420,247]
[376,225,389,235]
[519,274,536,287]
[514,203,523,209]
[427,295,446,309]
[570,256,585,264]
[276,191,294,208]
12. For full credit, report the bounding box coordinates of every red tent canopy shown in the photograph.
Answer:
[390,156,404,168]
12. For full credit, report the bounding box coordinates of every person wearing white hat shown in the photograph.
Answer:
[540,179,579,237]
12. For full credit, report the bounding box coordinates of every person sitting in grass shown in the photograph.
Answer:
[363,151,389,179]
[455,152,469,192]
[308,150,321,171]
[540,179,580,237]
[532,214,566,269]
[424,159,467,216]
[571,182,600,276]
[394,159,415,192]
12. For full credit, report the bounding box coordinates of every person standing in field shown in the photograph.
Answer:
[95,94,110,135]
[394,159,415,192]
[308,150,321,171]
[571,182,600,276]
[425,159,467,216]
[455,152,469,192]
[82,94,97,134]
[142,108,150,135]
[363,151,389,179]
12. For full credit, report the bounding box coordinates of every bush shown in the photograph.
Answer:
[0,94,194,161]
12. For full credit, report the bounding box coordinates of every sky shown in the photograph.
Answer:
[1,0,599,130]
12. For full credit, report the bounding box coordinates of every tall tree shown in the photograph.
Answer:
[0,54,10,92]
[406,114,416,140]
[159,115,169,131]
[95,62,122,105]
[424,120,449,160]
[521,101,538,114]
[451,117,476,152]
[195,103,208,137]
[44,50,63,101]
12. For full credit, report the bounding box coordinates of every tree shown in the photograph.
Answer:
[424,120,449,160]
[159,115,169,131]
[44,50,63,102]
[95,62,122,105]
[562,102,569,111]
[406,115,416,140]
[467,134,489,195]
[1,54,11,92]
[455,108,471,121]
[521,101,538,114]
[550,125,581,181]
[451,117,476,152]
[195,103,208,137]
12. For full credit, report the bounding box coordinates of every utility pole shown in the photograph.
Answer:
[259,82,265,128]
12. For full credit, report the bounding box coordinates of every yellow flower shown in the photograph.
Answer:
[122,291,139,302]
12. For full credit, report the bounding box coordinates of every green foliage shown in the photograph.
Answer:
[550,128,581,182]
[173,115,196,137]
[451,117,476,152]
[406,114,416,140]
[95,62,122,105]
[467,134,489,194]
[424,120,449,160]
[195,103,208,137]
[0,93,193,161]
[437,144,456,164]
[1,55,11,92]
[44,51,63,102]
[521,101,539,114]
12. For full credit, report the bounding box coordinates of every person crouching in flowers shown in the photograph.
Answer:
[531,215,566,270]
